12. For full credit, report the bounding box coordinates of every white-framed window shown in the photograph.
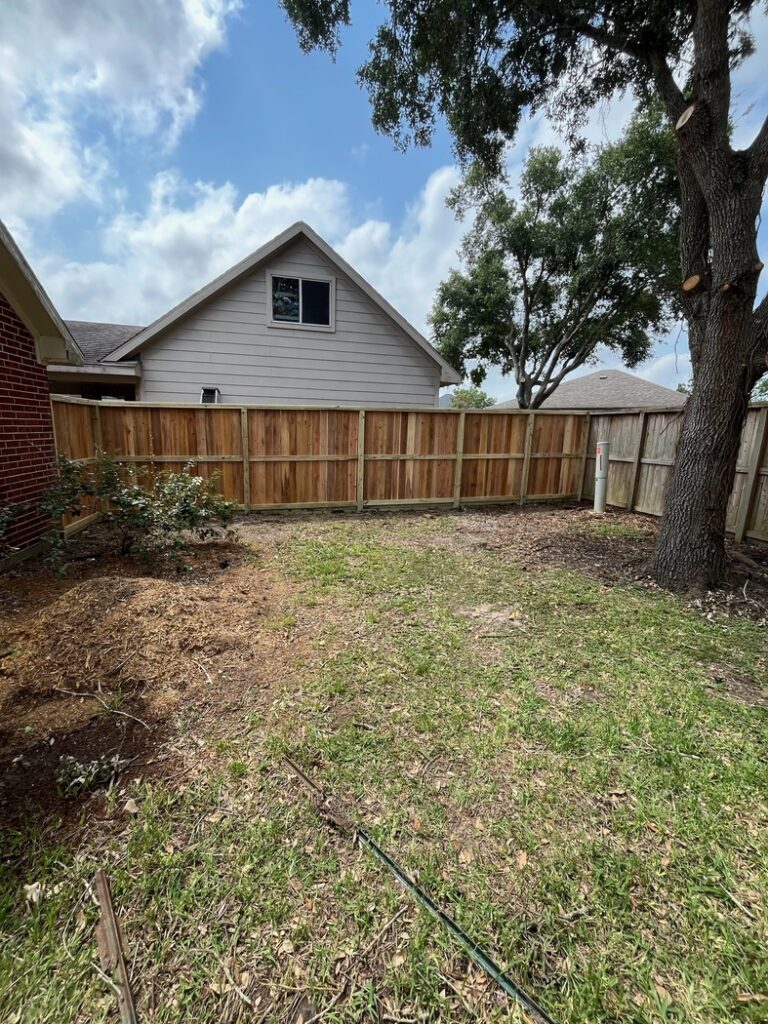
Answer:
[268,272,335,331]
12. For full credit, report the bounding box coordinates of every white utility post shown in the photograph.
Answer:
[594,439,610,513]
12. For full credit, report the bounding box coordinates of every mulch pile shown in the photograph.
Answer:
[0,543,300,824]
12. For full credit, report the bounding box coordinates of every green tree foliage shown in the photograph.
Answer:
[753,377,768,401]
[280,2,756,169]
[431,111,679,407]
[447,385,496,409]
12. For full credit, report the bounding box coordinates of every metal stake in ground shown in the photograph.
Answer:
[284,757,558,1024]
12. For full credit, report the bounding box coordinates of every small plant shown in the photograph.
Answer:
[55,752,128,797]
[0,504,17,555]
[40,453,236,564]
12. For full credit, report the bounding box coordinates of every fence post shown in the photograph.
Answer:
[577,413,590,502]
[627,411,648,511]
[734,405,768,543]
[453,411,466,509]
[240,407,250,513]
[356,409,366,512]
[89,402,109,514]
[520,412,536,504]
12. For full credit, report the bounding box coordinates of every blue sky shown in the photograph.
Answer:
[2,2,766,401]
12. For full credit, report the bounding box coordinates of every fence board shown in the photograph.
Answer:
[47,398,768,541]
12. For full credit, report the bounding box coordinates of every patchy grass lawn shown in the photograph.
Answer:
[1,508,767,1023]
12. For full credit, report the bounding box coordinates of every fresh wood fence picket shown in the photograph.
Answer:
[51,397,768,543]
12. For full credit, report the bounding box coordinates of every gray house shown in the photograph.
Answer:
[48,222,460,405]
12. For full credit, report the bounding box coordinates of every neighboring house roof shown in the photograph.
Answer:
[496,369,687,410]
[0,220,82,366]
[65,320,144,363]
[102,221,461,385]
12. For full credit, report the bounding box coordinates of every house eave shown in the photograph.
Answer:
[0,221,83,366]
[47,361,140,381]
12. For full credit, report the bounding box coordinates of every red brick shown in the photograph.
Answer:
[0,291,57,553]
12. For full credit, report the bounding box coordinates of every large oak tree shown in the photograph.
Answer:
[281,0,768,589]
[431,110,680,407]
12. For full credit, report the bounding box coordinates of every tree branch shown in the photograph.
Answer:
[692,0,732,139]
[746,114,768,183]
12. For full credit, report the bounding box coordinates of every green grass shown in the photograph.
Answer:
[1,513,767,1023]
[579,521,654,538]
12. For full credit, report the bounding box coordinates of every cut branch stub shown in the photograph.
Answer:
[676,104,697,131]
[682,273,703,293]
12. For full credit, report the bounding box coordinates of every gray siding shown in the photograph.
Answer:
[137,237,441,406]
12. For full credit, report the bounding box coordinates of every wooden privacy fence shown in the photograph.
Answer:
[50,398,588,529]
[581,404,768,543]
[50,397,768,543]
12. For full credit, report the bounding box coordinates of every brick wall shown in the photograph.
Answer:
[0,290,57,554]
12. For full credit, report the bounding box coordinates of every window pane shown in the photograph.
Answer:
[272,276,300,322]
[301,279,331,326]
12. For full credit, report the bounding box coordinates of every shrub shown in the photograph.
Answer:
[0,505,15,554]
[40,453,236,561]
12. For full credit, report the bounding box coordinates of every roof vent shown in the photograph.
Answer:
[200,386,221,405]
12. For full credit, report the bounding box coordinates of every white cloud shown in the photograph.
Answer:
[636,350,692,390]
[338,166,465,331]
[350,143,371,163]
[0,0,240,227]
[40,165,466,332]
[41,174,354,324]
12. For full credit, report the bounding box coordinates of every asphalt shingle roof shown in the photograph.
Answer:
[64,320,144,363]
[495,369,686,410]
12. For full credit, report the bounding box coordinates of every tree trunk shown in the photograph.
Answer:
[650,307,752,589]
[651,194,761,589]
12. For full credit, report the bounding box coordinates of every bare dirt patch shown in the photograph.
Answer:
[0,535,333,826]
[448,503,768,619]
[708,663,768,710]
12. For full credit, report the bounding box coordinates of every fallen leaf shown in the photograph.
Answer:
[124,798,140,815]
[391,953,406,968]
[458,847,474,865]
[23,882,42,905]
[517,851,528,870]
[654,977,671,1002]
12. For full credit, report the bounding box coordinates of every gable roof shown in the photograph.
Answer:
[65,320,144,363]
[103,221,461,384]
[0,220,83,366]
[496,369,687,410]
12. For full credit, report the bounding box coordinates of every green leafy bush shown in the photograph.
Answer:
[41,453,236,560]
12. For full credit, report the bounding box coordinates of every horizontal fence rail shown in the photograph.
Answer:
[50,397,768,543]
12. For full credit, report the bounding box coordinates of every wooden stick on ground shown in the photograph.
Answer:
[94,869,139,1024]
